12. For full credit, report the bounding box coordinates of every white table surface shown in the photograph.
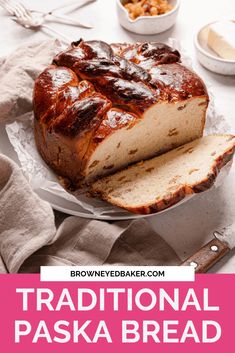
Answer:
[0,0,235,272]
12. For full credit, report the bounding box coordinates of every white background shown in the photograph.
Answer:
[0,0,235,272]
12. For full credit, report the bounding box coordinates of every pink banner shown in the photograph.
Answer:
[0,274,234,352]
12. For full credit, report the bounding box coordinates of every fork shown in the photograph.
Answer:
[11,13,72,43]
[0,1,71,43]
[43,0,96,15]
[0,0,94,28]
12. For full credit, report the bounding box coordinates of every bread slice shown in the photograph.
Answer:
[92,135,235,214]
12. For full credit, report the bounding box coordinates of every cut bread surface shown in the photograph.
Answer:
[85,97,207,182]
[92,135,235,214]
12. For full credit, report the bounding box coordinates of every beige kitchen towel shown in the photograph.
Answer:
[0,39,62,124]
[0,154,180,273]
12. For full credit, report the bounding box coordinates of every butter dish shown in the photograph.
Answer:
[194,20,235,75]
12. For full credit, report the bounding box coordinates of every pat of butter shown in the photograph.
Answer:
[207,21,235,60]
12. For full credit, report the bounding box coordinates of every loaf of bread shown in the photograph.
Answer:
[92,135,235,214]
[33,40,209,187]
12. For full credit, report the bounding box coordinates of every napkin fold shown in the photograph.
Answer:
[0,39,62,124]
[0,154,180,273]
[0,39,180,273]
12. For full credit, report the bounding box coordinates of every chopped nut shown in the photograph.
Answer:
[123,0,173,20]
[169,175,181,183]
[189,168,199,175]
[129,148,138,155]
[168,128,179,137]
[150,6,158,15]
[177,145,185,151]
[183,147,194,154]
[118,176,127,182]
[146,167,154,172]
[177,104,187,111]
[103,164,114,170]
[89,160,99,169]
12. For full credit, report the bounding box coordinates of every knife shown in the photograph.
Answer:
[180,223,235,273]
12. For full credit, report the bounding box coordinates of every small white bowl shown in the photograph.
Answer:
[194,21,235,76]
[116,0,180,35]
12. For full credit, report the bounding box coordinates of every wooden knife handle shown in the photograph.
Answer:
[180,238,230,273]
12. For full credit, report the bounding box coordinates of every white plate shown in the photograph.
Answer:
[0,123,194,220]
[36,187,193,220]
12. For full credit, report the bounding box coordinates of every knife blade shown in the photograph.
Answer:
[214,224,235,249]
[180,223,235,273]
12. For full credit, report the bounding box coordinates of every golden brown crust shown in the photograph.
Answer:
[149,63,209,102]
[33,40,209,186]
[92,138,235,214]
[112,42,181,66]
[34,119,87,186]
[53,40,208,108]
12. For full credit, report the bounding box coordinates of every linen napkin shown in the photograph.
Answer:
[0,154,180,273]
[0,39,62,124]
[0,39,180,273]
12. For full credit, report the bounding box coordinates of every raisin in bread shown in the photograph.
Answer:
[92,135,235,214]
[33,40,208,187]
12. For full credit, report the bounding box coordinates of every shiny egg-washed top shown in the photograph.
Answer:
[33,40,208,138]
